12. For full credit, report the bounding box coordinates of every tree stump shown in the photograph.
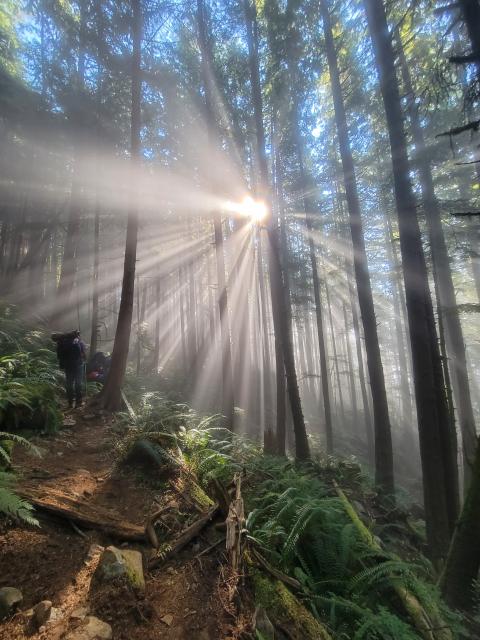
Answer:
[225,473,245,573]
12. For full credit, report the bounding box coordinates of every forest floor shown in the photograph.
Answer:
[0,405,246,640]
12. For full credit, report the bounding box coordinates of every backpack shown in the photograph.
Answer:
[53,331,83,369]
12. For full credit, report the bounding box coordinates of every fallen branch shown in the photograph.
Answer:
[450,211,480,217]
[454,159,480,166]
[69,519,88,539]
[449,52,480,65]
[436,120,480,138]
[195,536,225,558]
[251,547,301,590]
[149,505,220,568]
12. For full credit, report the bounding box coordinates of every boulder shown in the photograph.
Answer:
[32,600,52,628]
[124,439,172,475]
[0,587,23,620]
[65,616,112,640]
[95,546,145,592]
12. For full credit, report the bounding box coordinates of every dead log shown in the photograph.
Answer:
[19,487,145,542]
[149,505,219,568]
[333,481,453,640]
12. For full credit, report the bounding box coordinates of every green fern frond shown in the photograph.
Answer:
[0,487,38,525]
[349,560,418,595]
[0,431,40,457]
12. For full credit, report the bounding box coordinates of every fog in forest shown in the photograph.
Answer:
[1,0,479,506]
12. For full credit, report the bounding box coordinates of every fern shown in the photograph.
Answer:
[353,606,419,640]
[0,485,39,526]
[348,560,421,595]
[0,431,40,464]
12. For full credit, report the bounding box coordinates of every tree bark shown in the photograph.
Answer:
[197,0,234,429]
[56,0,87,318]
[244,0,309,459]
[348,273,374,460]
[90,197,100,355]
[440,436,480,610]
[325,277,345,425]
[153,276,161,373]
[397,29,477,487]
[364,0,459,561]
[100,0,142,411]
[321,0,394,495]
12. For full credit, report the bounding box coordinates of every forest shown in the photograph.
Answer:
[0,0,479,638]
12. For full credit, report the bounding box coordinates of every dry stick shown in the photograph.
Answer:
[149,505,220,569]
[69,519,88,539]
[250,547,301,590]
[195,536,226,558]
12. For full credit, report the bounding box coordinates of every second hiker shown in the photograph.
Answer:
[52,330,87,408]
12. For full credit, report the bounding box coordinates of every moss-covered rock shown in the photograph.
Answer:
[95,546,145,592]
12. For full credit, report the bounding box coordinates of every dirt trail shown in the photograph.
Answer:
[0,408,243,639]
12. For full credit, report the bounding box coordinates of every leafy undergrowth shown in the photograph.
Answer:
[0,304,62,434]
[0,304,61,523]
[116,392,465,639]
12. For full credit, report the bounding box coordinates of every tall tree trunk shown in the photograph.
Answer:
[440,435,480,610]
[136,275,141,375]
[348,274,374,459]
[153,276,161,373]
[397,30,477,487]
[321,0,394,494]
[459,0,480,77]
[244,0,309,459]
[325,276,345,425]
[197,0,234,428]
[469,216,480,302]
[100,0,142,411]
[179,268,188,374]
[343,300,359,425]
[383,205,413,428]
[90,195,100,355]
[364,0,459,561]
[293,120,334,452]
[56,0,87,317]
[257,234,277,453]
[309,234,333,452]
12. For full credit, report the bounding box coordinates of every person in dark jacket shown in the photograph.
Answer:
[53,330,87,408]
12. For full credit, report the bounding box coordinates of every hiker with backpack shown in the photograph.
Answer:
[52,330,87,408]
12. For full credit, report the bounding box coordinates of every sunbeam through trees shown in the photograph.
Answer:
[0,0,480,637]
